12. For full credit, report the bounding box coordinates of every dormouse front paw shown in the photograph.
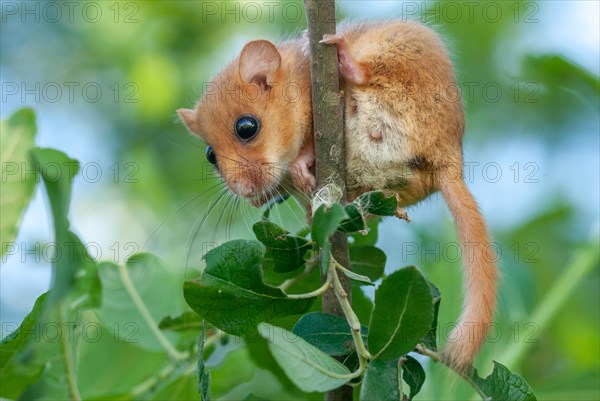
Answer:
[290,151,316,194]
[290,163,316,194]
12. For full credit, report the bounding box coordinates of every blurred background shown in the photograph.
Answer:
[1,1,598,400]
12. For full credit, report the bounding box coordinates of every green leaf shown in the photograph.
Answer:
[0,108,37,258]
[422,281,442,350]
[350,217,381,247]
[311,204,347,247]
[292,312,368,356]
[218,368,301,401]
[159,312,203,332]
[471,361,537,401]
[0,293,46,399]
[360,359,400,401]
[148,372,201,401]
[402,355,425,400]
[244,336,297,391]
[368,266,433,361]
[96,253,182,351]
[28,148,100,310]
[295,226,311,238]
[342,352,360,377]
[340,192,397,233]
[320,242,332,275]
[60,232,102,310]
[349,246,386,282]
[522,54,600,98]
[253,221,312,273]
[131,353,202,400]
[518,54,599,135]
[258,323,350,392]
[30,148,78,235]
[184,240,313,337]
[353,286,374,323]
[204,336,242,368]
[29,147,81,305]
[1,264,101,400]
[355,191,397,216]
[74,324,169,400]
[3,147,101,399]
[28,257,99,399]
[338,204,365,233]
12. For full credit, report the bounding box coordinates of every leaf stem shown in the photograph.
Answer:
[117,263,188,361]
[278,261,317,292]
[57,304,82,401]
[281,256,367,382]
[414,344,440,361]
[415,344,489,400]
[335,262,374,285]
[289,257,376,382]
[332,262,373,361]
[330,260,372,379]
[285,261,333,299]
[131,361,178,396]
[130,358,197,398]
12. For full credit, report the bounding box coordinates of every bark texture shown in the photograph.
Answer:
[304,1,353,400]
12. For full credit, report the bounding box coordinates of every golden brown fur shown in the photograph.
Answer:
[178,20,497,370]
[179,38,313,200]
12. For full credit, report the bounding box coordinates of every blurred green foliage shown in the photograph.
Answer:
[1,1,598,400]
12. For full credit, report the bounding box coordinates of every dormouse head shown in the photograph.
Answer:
[178,39,309,204]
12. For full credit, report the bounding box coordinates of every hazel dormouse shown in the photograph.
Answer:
[178,20,497,371]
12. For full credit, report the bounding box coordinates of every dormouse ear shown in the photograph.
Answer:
[239,40,281,89]
[177,108,201,135]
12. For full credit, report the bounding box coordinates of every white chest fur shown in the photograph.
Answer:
[344,90,415,194]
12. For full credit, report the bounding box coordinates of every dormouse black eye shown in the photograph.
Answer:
[205,146,217,165]
[234,115,260,142]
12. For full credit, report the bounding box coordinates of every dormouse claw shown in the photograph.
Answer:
[395,195,411,222]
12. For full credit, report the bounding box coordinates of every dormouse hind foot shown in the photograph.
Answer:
[320,34,370,85]
[395,194,411,222]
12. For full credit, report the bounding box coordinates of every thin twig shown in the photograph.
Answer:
[331,261,370,377]
[415,344,489,400]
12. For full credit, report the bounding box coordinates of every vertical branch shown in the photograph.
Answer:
[304,1,353,400]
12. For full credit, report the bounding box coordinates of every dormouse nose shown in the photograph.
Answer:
[231,179,256,198]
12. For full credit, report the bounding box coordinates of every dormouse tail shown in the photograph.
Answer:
[437,174,497,371]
